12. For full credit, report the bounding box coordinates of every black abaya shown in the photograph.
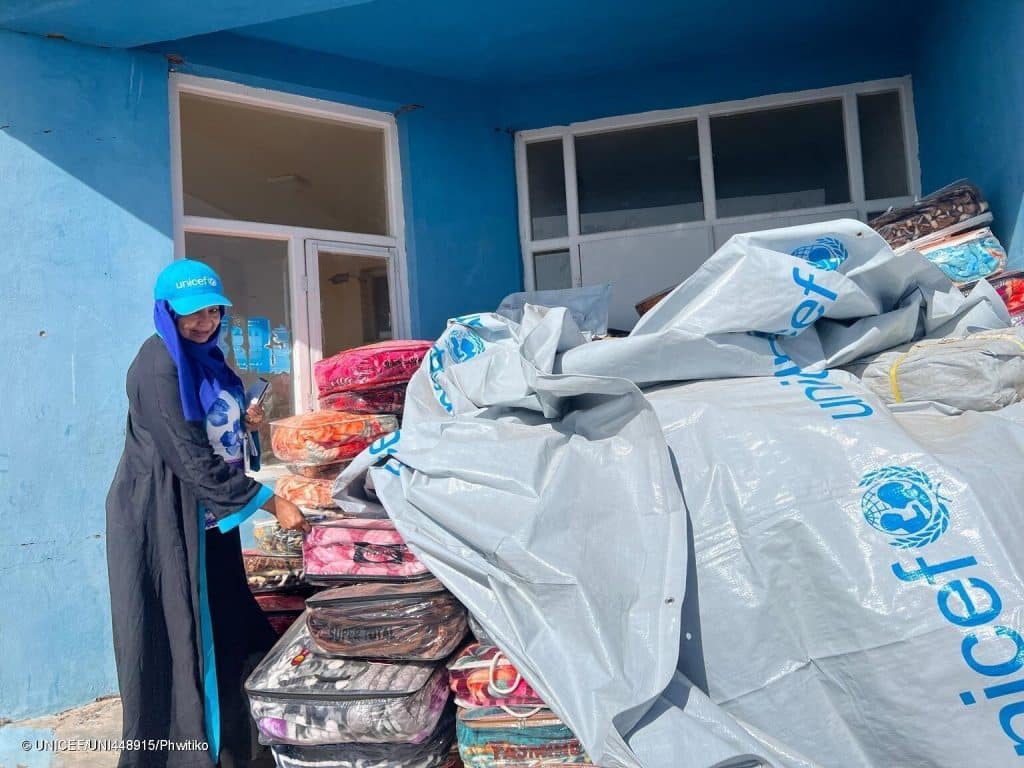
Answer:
[106,335,277,768]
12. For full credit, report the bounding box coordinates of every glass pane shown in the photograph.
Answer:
[526,141,568,240]
[185,232,294,465]
[180,93,389,235]
[533,249,572,290]
[712,100,850,217]
[858,91,910,200]
[576,122,703,234]
[318,250,393,359]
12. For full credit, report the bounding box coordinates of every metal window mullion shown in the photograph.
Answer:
[843,92,866,211]
[286,236,314,413]
[899,80,923,199]
[302,238,325,411]
[169,80,186,260]
[697,112,717,224]
[562,133,583,287]
[515,134,537,290]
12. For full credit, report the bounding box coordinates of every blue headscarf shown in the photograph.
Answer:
[154,300,245,422]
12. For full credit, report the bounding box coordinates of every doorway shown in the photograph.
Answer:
[170,74,410,451]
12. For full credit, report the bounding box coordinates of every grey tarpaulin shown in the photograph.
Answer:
[335,220,1024,766]
[497,282,612,338]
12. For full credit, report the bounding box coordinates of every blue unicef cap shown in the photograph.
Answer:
[154,259,232,315]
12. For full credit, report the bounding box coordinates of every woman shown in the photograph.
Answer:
[106,260,310,768]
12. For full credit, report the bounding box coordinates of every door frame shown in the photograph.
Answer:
[168,73,412,415]
[304,239,401,409]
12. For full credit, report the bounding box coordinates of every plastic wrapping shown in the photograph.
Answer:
[271,412,399,465]
[268,711,455,768]
[288,461,351,481]
[254,519,306,558]
[844,328,1024,412]
[246,615,450,746]
[305,578,467,661]
[244,550,306,592]
[869,179,989,248]
[315,341,433,396]
[276,475,339,510]
[303,518,430,583]
[320,385,408,415]
[466,615,495,646]
[448,644,545,710]
[915,226,1006,284]
[455,708,589,768]
[991,273,1024,318]
[439,745,464,768]
[256,593,308,637]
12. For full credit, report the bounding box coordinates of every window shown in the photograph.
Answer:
[180,92,389,235]
[858,91,910,200]
[173,75,410,426]
[515,78,919,329]
[533,250,573,290]
[525,140,568,240]
[576,122,703,234]
[711,100,849,218]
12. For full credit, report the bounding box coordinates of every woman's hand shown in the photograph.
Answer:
[269,497,311,533]
[245,404,265,431]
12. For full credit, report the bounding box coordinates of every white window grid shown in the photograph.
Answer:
[515,76,921,291]
[168,73,411,415]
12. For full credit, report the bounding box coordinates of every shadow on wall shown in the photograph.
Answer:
[0,30,174,720]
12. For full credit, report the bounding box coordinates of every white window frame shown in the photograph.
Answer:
[515,76,921,291]
[169,74,411,415]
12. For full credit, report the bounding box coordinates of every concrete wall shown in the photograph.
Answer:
[0,31,173,720]
[913,0,1024,267]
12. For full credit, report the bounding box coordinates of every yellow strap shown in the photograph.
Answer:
[888,353,909,403]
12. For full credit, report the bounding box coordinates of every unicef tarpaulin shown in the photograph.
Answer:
[334,219,1024,767]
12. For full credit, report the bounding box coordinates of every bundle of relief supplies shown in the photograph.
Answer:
[266,408,401,573]
[986,272,1024,325]
[245,557,468,767]
[271,411,398,466]
[305,578,467,661]
[869,180,1008,285]
[315,340,433,416]
[447,641,591,768]
[244,547,314,637]
[843,327,1024,412]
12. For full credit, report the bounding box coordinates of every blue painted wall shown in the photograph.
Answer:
[496,35,915,131]
[913,0,1024,267]
[155,33,524,339]
[0,31,173,719]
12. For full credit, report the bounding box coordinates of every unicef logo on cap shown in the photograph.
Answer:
[791,236,848,271]
[446,327,485,363]
[860,466,950,549]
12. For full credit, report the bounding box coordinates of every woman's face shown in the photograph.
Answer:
[176,306,222,344]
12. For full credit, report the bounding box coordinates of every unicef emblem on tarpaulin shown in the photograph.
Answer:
[446,326,485,363]
[860,466,950,548]
[791,236,849,271]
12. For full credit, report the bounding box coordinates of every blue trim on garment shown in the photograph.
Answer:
[216,484,273,533]
[197,507,221,762]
